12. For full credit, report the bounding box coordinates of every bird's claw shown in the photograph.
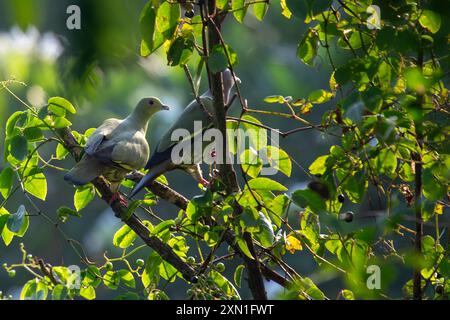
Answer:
[109,192,128,207]
[199,178,211,188]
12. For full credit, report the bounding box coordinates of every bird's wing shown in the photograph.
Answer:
[85,118,121,155]
[157,96,214,153]
[85,119,149,171]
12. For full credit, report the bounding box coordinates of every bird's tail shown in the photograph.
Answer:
[64,155,106,186]
[129,162,167,198]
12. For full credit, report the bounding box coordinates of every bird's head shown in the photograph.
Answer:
[135,97,171,119]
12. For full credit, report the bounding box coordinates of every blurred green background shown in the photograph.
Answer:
[0,0,416,299]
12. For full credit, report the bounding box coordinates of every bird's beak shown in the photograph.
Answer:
[162,105,170,111]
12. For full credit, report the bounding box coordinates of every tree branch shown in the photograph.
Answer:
[55,127,197,283]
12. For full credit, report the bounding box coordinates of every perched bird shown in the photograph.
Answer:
[130,69,240,198]
[64,97,170,206]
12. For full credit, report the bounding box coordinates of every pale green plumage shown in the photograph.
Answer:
[64,97,169,192]
[130,69,240,197]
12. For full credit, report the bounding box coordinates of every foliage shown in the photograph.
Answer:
[0,0,449,300]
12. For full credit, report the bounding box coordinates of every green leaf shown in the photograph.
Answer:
[373,149,397,178]
[309,155,329,175]
[267,194,289,228]
[280,0,292,18]
[140,1,180,56]
[23,127,44,142]
[24,169,47,201]
[117,269,136,288]
[20,279,48,300]
[256,211,275,247]
[405,67,430,93]
[57,206,80,223]
[0,167,14,199]
[217,0,228,10]
[361,87,383,112]
[204,231,219,247]
[297,28,319,67]
[208,44,238,73]
[1,208,14,246]
[253,2,268,21]
[338,170,367,203]
[236,236,254,259]
[6,111,26,137]
[264,95,285,104]
[247,178,288,192]
[48,97,76,114]
[265,146,292,177]
[55,143,69,160]
[84,266,102,288]
[240,115,267,151]
[0,212,8,235]
[308,89,333,104]
[423,168,446,201]
[232,0,248,23]
[52,117,72,129]
[74,184,95,211]
[113,225,137,249]
[292,189,326,214]
[152,220,175,236]
[419,10,441,34]
[234,264,245,287]
[103,271,120,290]
[80,286,96,300]
[240,149,262,178]
[52,284,68,300]
[285,0,308,21]
[10,135,28,161]
[167,34,194,66]
[7,205,27,235]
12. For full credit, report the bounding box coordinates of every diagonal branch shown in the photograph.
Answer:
[55,127,197,283]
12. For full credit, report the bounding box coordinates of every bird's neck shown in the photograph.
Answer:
[126,112,153,133]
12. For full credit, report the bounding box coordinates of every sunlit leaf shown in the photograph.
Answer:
[232,0,248,23]
[24,169,47,201]
[0,167,14,199]
[48,97,76,114]
[247,177,287,192]
[286,234,303,253]
[419,10,441,34]
[253,2,268,21]
[10,135,28,161]
[74,184,95,211]
[113,225,137,249]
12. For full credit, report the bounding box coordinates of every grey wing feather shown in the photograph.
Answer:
[157,96,214,153]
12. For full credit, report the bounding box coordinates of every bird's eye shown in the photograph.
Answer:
[148,100,154,106]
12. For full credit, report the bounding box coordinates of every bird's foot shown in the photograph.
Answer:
[199,178,211,188]
[109,192,128,207]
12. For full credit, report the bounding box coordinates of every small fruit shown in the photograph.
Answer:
[191,276,199,284]
[105,262,114,271]
[338,194,345,203]
[8,270,16,278]
[216,262,225,272]
[339,211,354,223]
[435,284,444,295]
[187,256,196,264]
[185,10,195,18]
[2,263,7,269]
[136,259,145,267]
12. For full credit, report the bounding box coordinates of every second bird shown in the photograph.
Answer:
[130,69,240,198]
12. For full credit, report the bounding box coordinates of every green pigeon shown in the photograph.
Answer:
[64,97,170,206]
[130,69,240,198]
